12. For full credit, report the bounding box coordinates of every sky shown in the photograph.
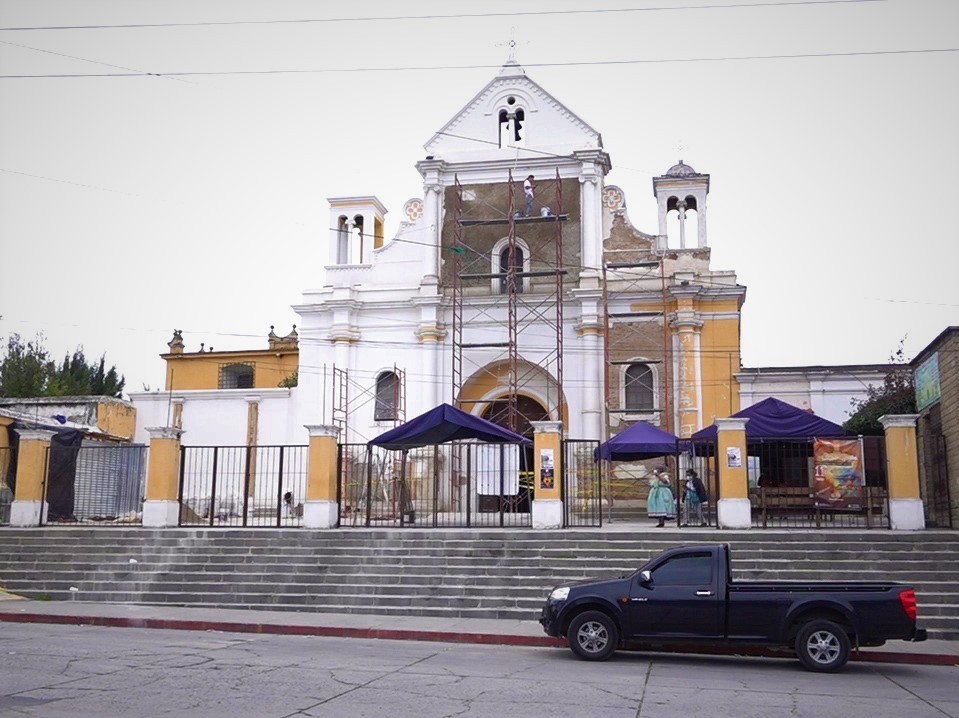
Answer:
[0,0,957,396]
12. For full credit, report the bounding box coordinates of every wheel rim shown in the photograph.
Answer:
[806,630,841,664]
[576,620,609,654]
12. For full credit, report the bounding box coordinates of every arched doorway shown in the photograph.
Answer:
[479,395,549,512]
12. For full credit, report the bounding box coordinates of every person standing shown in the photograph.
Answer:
[647,465,675,528]
[523,174,535,217]
[683,468,709,527]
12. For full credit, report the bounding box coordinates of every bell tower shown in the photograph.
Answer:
[653,160,709,250]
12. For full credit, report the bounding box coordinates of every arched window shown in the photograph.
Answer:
[336,215,350,264]
[219,363,255,390]
[374,371,399,421]
[498,245,525,294]
[624,363,654,413]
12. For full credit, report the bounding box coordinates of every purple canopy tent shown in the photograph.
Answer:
[594,421,685,461]
[368,403,530,450]
[691,397,848,443]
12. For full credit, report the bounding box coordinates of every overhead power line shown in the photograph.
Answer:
[0,1,884,32]
[2,47,956,79]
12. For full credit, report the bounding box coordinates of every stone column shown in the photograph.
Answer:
[304,424,340,529]
[880,414,925,530]
[143,426,184,527]
[716,417,751,529]
[531,420,563,529]
[10,429,55,527]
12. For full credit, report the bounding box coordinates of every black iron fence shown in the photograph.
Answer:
[0,446,12,526]
[562,440,602,527]
[337,442,533,528]
[682,452,719,528]
[178,445,308,527]
[41,442,147,526]
[690,437,890,529]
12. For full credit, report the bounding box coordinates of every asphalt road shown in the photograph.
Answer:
[0,623,957,718]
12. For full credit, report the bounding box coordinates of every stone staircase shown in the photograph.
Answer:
[0,528,957,639]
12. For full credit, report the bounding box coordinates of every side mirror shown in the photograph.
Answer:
[639,570,652,586]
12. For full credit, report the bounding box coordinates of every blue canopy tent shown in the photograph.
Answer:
[369,403,530,450]
[365,404,531,526]
[594,421,685,461]
[691,397,848,443]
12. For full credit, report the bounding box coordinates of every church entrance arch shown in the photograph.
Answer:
[479,395,549,513]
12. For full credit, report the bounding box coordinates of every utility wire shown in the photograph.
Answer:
[0,1,886,32]
[0,38,189,82]
[3,48,955,79]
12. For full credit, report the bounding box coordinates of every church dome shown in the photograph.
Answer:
[665,160,698,177]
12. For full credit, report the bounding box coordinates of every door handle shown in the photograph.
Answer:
[696,591,714,597]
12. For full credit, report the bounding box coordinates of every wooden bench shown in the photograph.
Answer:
[751,486,888,528]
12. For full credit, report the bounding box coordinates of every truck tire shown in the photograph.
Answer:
[567,610,618,661]
[795,619,851,672]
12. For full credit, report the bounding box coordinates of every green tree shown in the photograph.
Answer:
[0,335,125,398]
[0,334,55,397]
[843,340,916,436]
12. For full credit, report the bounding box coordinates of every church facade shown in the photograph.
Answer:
[132,61,748,452]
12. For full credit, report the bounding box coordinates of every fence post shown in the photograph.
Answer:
[143,427,184,527]
[531,421,563,529]
[879,414,925,530]
[10,429,55,527]
[716,418,751,529]
[303,424,340,529]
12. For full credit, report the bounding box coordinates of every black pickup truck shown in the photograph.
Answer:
[540,544,926,671]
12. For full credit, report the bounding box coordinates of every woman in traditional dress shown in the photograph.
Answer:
[647,465,676,528]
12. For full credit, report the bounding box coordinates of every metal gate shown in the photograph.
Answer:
[178,445,308,527]
[42,442,147,526]
[923,429,952,528]
[562,440,602,527]
[337,442,533,528]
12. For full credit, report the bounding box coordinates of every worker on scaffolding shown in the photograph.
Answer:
[523,174,535,217]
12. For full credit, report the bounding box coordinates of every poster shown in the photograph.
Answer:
[813,438,864,510]
[915,352,942,411]
[726,447,742,468]
[539,448,555,490]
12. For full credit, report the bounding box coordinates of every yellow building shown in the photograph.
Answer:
[162,326,299,392]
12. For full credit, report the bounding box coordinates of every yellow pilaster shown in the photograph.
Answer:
[10,429,55,526]
[670,290,704,438]
[143,426,184,527]
[715,417,751,528]
[304,424,340,528]
[531,420,563,528]
[880,414,925,530]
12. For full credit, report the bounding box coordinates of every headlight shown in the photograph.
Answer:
[549,587,570,602]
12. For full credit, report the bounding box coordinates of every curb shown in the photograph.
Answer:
[0,611,954,667]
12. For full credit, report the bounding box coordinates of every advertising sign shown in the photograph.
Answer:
[726,447,742,469]
[813,438,864,510]
[915,352,942,411]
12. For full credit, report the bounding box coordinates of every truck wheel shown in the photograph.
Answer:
[567,611,618,661]
[795,620,850,672]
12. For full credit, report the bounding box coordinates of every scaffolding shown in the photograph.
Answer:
[331,363,407,443]
[601,256,672,439]
[450,169,568,432]
[600,244,675,521]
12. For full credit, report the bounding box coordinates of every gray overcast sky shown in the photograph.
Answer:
[1,0,957,394]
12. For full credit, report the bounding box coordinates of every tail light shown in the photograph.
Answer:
[899,588,918,622]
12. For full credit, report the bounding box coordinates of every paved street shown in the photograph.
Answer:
[0,623,957,718]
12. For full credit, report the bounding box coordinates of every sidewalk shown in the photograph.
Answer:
[0,599,954,666]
